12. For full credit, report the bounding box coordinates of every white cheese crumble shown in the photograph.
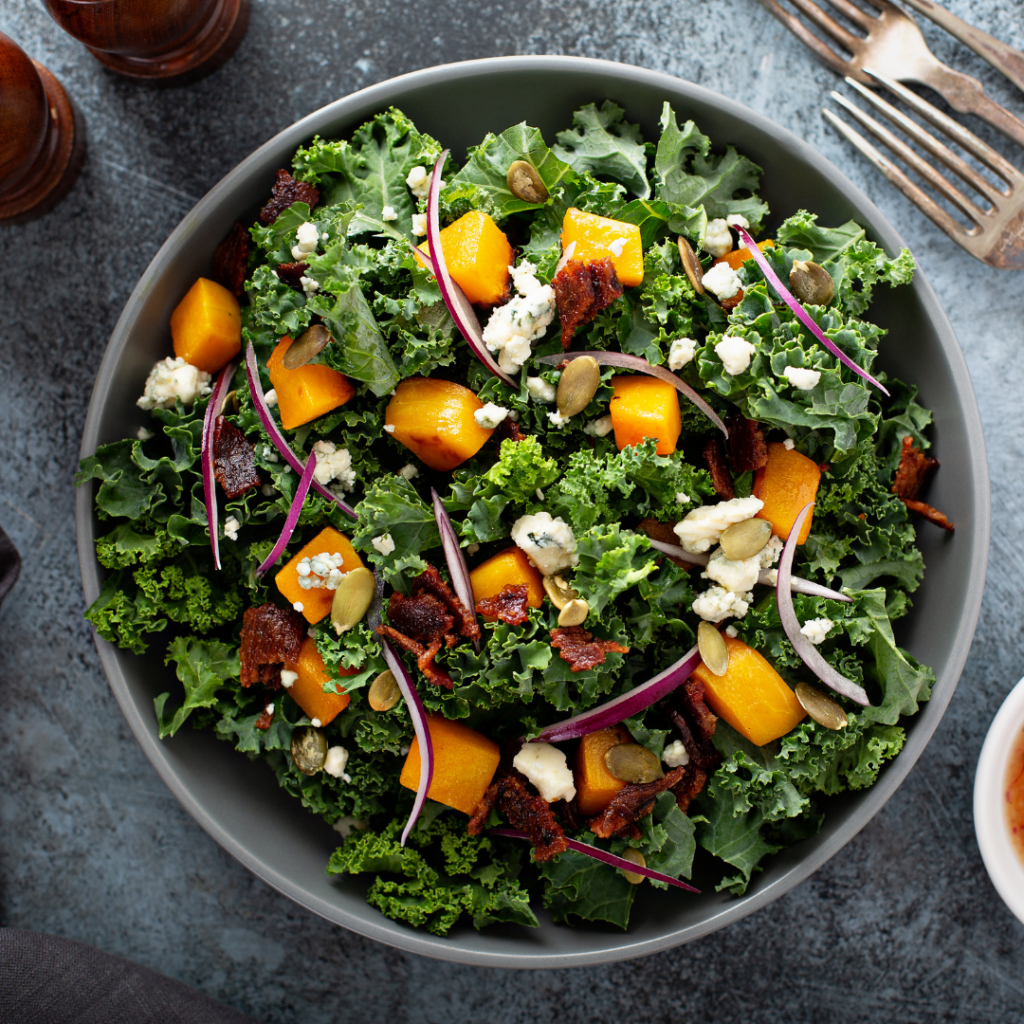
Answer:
[760,535,783,567]
[474,402,509,429]
[265,703,275,715]
[704,545,762,594]
[311,440,356,493]
[668,337,697,370]
[332,816,368,838]
[607,236,628,258]
[299,274,320,298]
[783,437,795,450]
[510,511,577,576]
[726,214,750,230]
[261,445,279,464]
[372,533,396,556]
[512,742,576,803]
[547,409,571,429]
[137,357,212,411]
[324,745,352,781]
[676,492,690,504]
[662,739,690,768]
[674,496,764,553]
[136,426,154,441]
[526,376,557,403]
[703,218,733,258]
[381,205,397,222]
[692,585,751,623]
[411,213,427,237]
[584,414,614,437]
[291,221,319,261]
[783,366,821,391]
[280,669,298,689]
[715,335,755,375]
[406,165,430,198]
[311,718,322,728]
[383,423,395,434]
[223,516,240,542]
[800,617,834,645]
[264,388,278,407]
[293,601,304,613]
[725,624,739,638]
[702,262,743,301]
[481,260,555,375]
[399,463,419,481]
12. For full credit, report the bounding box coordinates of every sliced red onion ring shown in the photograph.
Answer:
[431,488,480,653]
[777,503,870,706]
[244,342,356,519]
[200,360,237,571]
[489,828,699,892]
[380,639,434,846]
[533,644,701,744]
[424,151,518,389]
[256,452,317,576]
[735,226,889,397]
[645,537,851,603]
[536,350,727,437]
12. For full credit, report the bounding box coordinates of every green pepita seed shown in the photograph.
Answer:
[698,620,730,677]
[506,160,548,204]
[368,670,401,712]
[604,743,664,785]
[542,574,578,609]
[677,235,704,295]
[291,727,328,775]
[795,681,848,731]
[620,847,647,885]
[557,598,589,627]
[556,356,601,418]
[330,566,376,634]
[719,517,773,561]
[789,260,835,306]
[283,323,332,369]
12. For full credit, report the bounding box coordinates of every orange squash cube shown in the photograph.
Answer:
[400,713,501,816]
[170,277,242,374]
[417,210,513,306]
[753,442,821,544]
[608,375,682,455]
[286,636,354,727]
[574,725,632,816]
[469,546,545,616]
[384,377,494,472]
[713,238,775,272]
[691,636,805,747]
[275,527,364,624]
[266,336,356,430]
[560,208,644,287]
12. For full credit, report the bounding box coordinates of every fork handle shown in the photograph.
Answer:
[917,62,1024,148]
[901,0,1024,96]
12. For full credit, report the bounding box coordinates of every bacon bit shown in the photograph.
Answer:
[493,418,527,447]
[727,414,767,473]
[213,416,260,499]
[239,604,305,689]
[818,463,832,474]
[893,435,939,501]
[587,766,687,839]
[858,513,866,520]
[259,169,320,225]
[671,766,707,814]
[665,705,721,774]
[703,436,735,500]
[680,676,717,743]
[638,518,695,570]
[550,625,629,673]
[413,565,481,642]
[275,261,308,290]
[469,769,568,862]
[552,258,623,349]
[476,584,530,626]
[255,706,274,731]
[720,289,744,311]
[212,223,250,298]
[903,499,955,532]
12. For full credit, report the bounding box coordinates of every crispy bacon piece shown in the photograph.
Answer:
[892,435,938,501]
[275,260,307,290]
[550,625,629,673]
[680,676,717,743]
[213,416,260,499]
[727,414,768,473]
[493,418,527,446]
[239,604,304,689]
[903,499,955,532]
[552,258,623,349]
[671,766,708,814]
[665,706,720,774]
[587,766,687,839]
[638,518,695,570]
[212,222,249,298]
[720,289,744,311]
[703,436,735,500]
[255,706,274,731]
[468,769,568,862]
[476,584,530,626]
[413,565,480,642]
[259,169,320,225]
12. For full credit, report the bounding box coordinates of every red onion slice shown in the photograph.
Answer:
[200,360,237,571]
[244,342,357,519]
[534,644,701,744]
[256,452,317,576]
[535,350,727,437]
[776,503,870,706]
[489,828,699,892]
[425,151,518,389]
[645,537,851,602]
[431,488,480,653]
[381,639,435,846]
[735,226,889,397]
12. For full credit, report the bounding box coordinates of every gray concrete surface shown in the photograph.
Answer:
[2,0,1024,1020]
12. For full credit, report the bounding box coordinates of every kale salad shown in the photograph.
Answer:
[78,101,946,935]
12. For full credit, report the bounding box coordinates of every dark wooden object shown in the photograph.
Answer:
[0,32,83,224]
[44,0,249,84]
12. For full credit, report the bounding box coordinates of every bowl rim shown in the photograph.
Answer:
[76,53,991,967]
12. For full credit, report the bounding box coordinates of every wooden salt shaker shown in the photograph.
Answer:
[43,0,249,84]
[0,31,83,224]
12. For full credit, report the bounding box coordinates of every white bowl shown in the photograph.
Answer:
[974,675,1024,925]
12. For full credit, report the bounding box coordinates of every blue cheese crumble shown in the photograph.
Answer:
[481,260,555,375]
[510,511,577,576]
[137,357,211,411]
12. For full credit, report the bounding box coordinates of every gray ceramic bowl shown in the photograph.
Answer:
[77,55,990,967]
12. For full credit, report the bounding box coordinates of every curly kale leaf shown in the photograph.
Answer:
[553,101,650,199]
[538,838,635,929]
[155,636,239,738]
[351,475,439,583]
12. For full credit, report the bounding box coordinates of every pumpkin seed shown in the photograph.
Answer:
[697,621,730,677]
[368,669,401,712]
[719,517,773,561]
[330,566,376,634]
[789,260,835,306]
[291,727,328,775]
[222,389,240,414]
[677,235,704,295]
[620,847,647,885]
[283,323,332,369]
[557,598,589,628]
[604,743,664,784]
[542,574,578,609]
[506,160,549,204]
[795,681,848,731]
[556,356,600,418]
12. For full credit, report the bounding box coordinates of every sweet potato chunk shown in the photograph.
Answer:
[609,375,682,456]
[753,442,821,543]
[713,239,775,271]
[266,336,356,430]
[470,546,544,617]
[275,527,364,624]
[170,277,242,374]
[560,207,644,287]
[574,725,632,816]
[286,636,354,726]
[417,210,513,306]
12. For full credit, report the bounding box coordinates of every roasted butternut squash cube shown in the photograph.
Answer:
[266,336,356,430]
[560,208,644,287]
[384,377,494,471]
[286,636,354,727]
[417,210,513,306]
[469,546,545,617]
[608,375,682,455]
[275,526,364,624]
[753,442,821,543]
[400,713,501,816]
[170,277,242,374]
[574,725,632,816]
[691,635,805,746]
[713,238,775,271]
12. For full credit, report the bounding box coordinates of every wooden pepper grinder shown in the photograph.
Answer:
[0,31,83,224]
[43,0,249,84]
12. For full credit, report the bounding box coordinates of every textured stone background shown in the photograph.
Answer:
[2,0,1024,1020]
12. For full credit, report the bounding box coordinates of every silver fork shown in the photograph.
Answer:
[824,69,1024,268]
[758,0,1024,147]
